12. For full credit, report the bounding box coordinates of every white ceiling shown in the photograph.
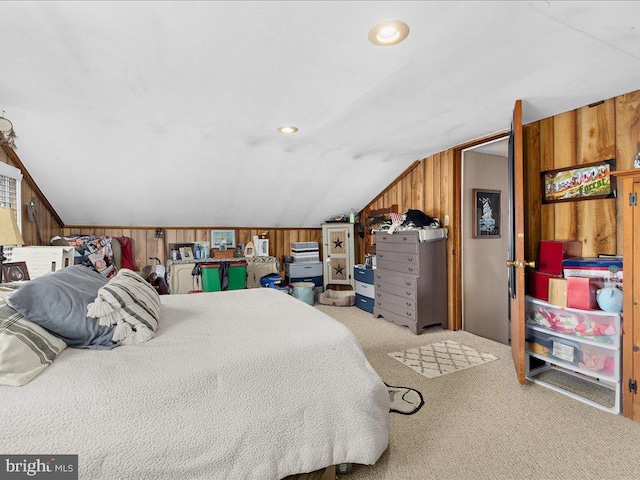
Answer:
[3,1,640,227]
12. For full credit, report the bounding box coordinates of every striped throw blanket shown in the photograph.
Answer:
[87,269,160,345]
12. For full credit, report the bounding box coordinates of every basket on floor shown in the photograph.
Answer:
[318,289,355,307]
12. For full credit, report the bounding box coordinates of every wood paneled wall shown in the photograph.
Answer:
[61,226,322,274]
[523,91,640,261]
[359,89,640,332]
[358,150,457,329]
[1,144,63,245]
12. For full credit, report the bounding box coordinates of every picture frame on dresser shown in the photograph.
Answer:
[2,261,30,282]
[472,189,501,239]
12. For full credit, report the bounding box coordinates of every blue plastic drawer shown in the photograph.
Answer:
[354,266,375,284]
[355,293,374,313]
[285,274,323,288]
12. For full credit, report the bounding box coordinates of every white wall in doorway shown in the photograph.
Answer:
[462,147,509,345]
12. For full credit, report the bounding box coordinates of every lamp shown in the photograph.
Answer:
[0,207,25,283]
[0,112,18,149]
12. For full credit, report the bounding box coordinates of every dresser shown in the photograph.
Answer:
[373,229,447,334]
[322,223,355,290]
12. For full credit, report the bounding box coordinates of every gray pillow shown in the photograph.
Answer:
[7,265,117,349]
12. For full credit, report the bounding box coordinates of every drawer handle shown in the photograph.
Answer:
[382,236,388,240]
[360,298,366,303]
[377,293,381,297]
[406,291,411,296]
[376,283,381,288]
[304,266,312,269]
[408,257,413,262]
[379,253,384,258]
[376,275,381,279]
[408,267,414,272]
[377,301,381,306]
[406,302,412,307]
[406,311,412,317]
[405,281,411,286]
[403,237,408,241]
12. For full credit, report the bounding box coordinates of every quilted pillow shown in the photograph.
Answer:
[87,269,160,345]
[0,284,67,386]
[7,265,117,349]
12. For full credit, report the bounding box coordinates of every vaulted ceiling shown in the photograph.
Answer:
[3,1,640,227]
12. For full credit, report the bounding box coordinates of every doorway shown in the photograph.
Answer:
[461,137,510,344]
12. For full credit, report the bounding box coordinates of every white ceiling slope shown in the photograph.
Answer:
[3,1,640,227]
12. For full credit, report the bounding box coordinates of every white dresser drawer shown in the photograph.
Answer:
[355,280,375,299]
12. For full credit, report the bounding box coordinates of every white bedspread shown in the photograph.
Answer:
[0,288,389,479]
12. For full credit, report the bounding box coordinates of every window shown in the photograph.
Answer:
[0,162,23,261]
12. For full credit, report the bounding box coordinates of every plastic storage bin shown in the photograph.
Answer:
[227,262,247,290]
[201,264,221,292]
[525,296,620,346]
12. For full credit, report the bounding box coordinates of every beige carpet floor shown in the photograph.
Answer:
[315,304,640,480]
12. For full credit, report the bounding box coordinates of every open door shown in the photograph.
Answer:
[507,99,528,385]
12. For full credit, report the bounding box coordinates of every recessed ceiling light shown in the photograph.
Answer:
[368,20,409,46]
[277,125,298,134]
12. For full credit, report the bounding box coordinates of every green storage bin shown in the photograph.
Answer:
[201,264,221,292]
[227,262,247,290]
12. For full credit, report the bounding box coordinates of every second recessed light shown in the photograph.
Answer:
[368,20,409,46]
[277,126,298,134]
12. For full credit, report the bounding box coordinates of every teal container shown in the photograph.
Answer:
[291,282,316,305]
[201,264,221,292]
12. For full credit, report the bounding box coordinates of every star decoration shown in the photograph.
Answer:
[335,264,345,275]
[333,238,343,249]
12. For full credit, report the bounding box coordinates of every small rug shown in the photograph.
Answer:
[386,383,424,415]
[388,340,498,379]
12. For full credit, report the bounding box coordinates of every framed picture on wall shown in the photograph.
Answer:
[211,230,236,249]
[541,159,616,203]
[472,189,501,239]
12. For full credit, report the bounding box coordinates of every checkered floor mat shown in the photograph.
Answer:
[388,340,498,379]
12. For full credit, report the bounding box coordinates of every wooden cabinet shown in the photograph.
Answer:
[322,223,355,290]
[615,169,640,419]
[373,230,447,334]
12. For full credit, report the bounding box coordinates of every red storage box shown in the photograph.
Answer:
[528,270,562,301]
[566,276,604,311]
[538,240,582,275]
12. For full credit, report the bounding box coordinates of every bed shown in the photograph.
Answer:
[0,284,389,479]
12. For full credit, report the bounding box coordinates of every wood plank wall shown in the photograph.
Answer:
[358,150,456,329]
[359,89,640,331]
[0,145,63,245]
[61,226,322,274]
[523,90,640,260]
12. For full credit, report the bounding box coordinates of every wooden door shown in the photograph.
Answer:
[508,100,527,385]
[622,174,640,419]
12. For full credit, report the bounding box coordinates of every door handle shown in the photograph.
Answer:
[505,260,535,269]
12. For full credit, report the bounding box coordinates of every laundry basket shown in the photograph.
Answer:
[291,282,316,305]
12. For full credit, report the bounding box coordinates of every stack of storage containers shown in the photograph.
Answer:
[528,240,582,304]
[285,242,323,289]
[291,242,319,262]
